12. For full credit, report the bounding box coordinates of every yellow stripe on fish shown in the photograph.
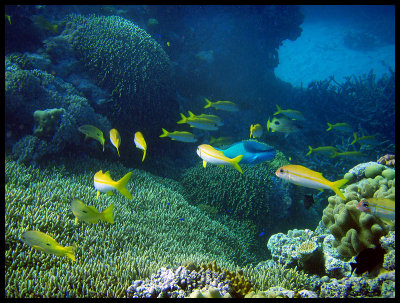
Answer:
[204,98,239,112]
[94,170,132,199]
[275,164,348,200]
[196,144,243,173]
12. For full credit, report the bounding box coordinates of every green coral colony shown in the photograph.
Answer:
[5,7,395,299]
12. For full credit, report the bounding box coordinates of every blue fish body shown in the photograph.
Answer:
[216,140,276,165]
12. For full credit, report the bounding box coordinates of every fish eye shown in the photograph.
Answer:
[362,201,369,208]
[280,168,284,173]
[275,121,280,125]
[46,243,51,246]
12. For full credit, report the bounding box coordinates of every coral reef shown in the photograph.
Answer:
[179,150,289,229]
[380,231,395,271]
[377,154,395,167]
[5,155,257,298]
[5,54,111,163]
[63,14,178,142]
[322,162,394,257]
[33,108,64,138]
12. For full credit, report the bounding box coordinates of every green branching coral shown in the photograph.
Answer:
[179,150,289,229]
[5,155,258,298]
[242,262,311,291]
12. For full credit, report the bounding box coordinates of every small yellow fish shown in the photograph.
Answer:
[78,125,105,152]
[94,170,132,199]
[21,230,75,261]
[306,146,338,157]
[275,164,348,200]
[160,128,197,143]
[204,98,239,112]
[188,111,224,126]
[250,124,263,138]
[196,144,243,173]
[266,116,301,133]
[177,113,218,131]
[356,198,395,226]
[31,15,58,34]
[71,198,114,225]
[5,14,11,24]
[329,151,366,158]
[351,132,378,146]
[109,129,121,157]
[273,104,305,121]
[326,122,353,133]
[134,131,147,162]
[166,41,171,47]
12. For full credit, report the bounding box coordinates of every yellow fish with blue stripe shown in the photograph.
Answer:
[196,144,243,173]
[78,125,105,152]
[71,198,114,225]
[94,170,132,199]
[275,164,348,200]
[177,113,218,131]
[134,131,147,162]
[204,98,239,112]
[273,104,305,120]
[356,198,395,226]
[187,111,224,126]
[109,128,121,157]
[21,230,75,261]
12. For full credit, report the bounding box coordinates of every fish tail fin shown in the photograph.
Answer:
[102,141,105,152]
[351,132,358,145]
[188,111,196,118]
[250,125,254,138]
[273,104,281,115]
[117,148,120,157]
[306,145,313,156]
[326,123,333,131]
[101,203,114,224]
[266,118,271,132]
[64,246,76,262]
[177,113,187,124]
[331,179,348,200]
[116,172,133,199]
[204,98,212,108]
[142,150,146,162]
[230,155,244,174]
[329,151,339,158]
[160,128,169,137]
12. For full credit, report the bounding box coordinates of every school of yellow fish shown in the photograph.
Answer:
[21,98,392,262]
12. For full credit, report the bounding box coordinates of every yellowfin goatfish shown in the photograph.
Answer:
[134,131,147,162]
[356,198,395,226]
[275,165,348,200]
[250,124,263,138]
[71,198,114,225]
[204,98,239,112]
[273,104,305,121]
[94,170,132,199]
[196,144,243,173]
[306,146,338,157]
[21,230,75,261]
[266,116,300,133]
[78,125,105,152]
[31,15,59,34]
[177,113,218,131]
[109,129,121,157]
[209,136,233,147]
[326,122,353,133]
[160,128,197,143]
[329,151,366,158]
[188,111,223,126]
[351,133,378,146]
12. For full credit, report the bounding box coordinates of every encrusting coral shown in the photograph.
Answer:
[5,154,258,298]
[33,108,64,139]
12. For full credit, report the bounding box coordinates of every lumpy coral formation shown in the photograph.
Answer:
[322,162,394,257]
[33,108,64,138]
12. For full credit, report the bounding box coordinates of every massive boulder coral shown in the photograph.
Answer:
[63,14,179,143]
[322,162,394,257]
[179,151,289,230]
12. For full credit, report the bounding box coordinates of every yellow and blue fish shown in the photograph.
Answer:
[109,129,121,157]
[93,170,132,199]
[21,230,75,261]
[71,198,114,225]
[351,132,378,146]
[177,113,218,131]
[196,144,243,173]
[326,122,353,133]
[306,146,338,157]
[188,111,223,126]
[266,116,301,133]
[134,131,147,162]
[78,125,105,152]
[273,104,305,121]
[250,123,263,138]
[275,164,348,200]
[204,98,239,112]
[160,128,197,143]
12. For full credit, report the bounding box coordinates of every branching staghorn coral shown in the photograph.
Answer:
[5,154,257,298]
